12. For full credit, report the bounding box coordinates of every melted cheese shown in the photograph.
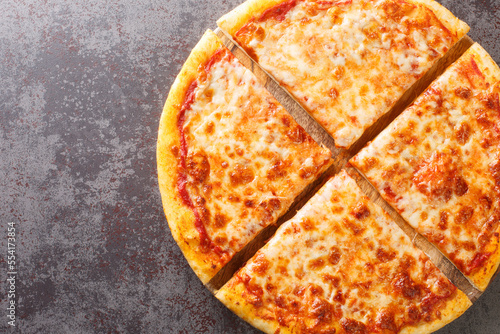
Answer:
[351,44,500,290]
[233,0,464,147]
[181,50,332,274]
[218,171,464,333]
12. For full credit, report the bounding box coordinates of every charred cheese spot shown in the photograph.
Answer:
[309,298,333,324]
[299,165,319,179]
[328,246,341,265]
[490,159,500,188]
[213,213,229,229]
[485,92,500,111]
[230,164,255,185]
[455,123,471,145]
[343,218,364,236]
[301,218,315,231]
[334,290,345,304]
[170,145,179,157]
[186,151,210,183]
[454,87,472,99]
[407,305,422,323]
[252,254,270,276]
[455,206,474,224]
[267,160,288,180]
[308,258,326,270]
[454,176,469,196]
[287,125,310,144]
[351,203,370,220]
[393,272,421,299]
[376,310,398,332]
[376,247,396,263]
[438,211,449,230]
[341,318,367,334]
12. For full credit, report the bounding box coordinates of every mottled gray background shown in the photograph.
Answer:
[0,0,499,333]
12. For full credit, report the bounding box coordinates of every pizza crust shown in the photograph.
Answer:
[408,0,469,37]
[217,283,281,334]
[217,285,472,334]
[399,290,471,334]
[217,0,469,43]
[157,29,226,284]
[462,43,500,291]
[217,0,285,36]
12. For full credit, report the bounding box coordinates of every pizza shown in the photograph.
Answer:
[157,29,333,284]
[217,171,472,334]
[217,0,469,148]
[157,1,500,332]
[350,43,500,291]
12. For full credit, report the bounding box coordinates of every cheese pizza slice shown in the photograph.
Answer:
[351,43,500,291]
[217,0,469,148]
[157,30,333,284]
[217,170,471,334]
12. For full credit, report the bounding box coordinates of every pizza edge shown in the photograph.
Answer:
[157,29,225,284]
[216,171,472,334]
[216,0,470,53]
[461,43,500,291]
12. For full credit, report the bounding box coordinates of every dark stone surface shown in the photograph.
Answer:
[0,0,498,333]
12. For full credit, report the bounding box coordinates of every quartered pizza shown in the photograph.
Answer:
[157,0,500,333]
[218,0,469,148]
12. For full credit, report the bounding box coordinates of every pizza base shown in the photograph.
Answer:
[157,29,226,284]
[217,0,469,51]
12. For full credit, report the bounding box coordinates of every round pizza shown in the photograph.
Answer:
[157,0,500,333]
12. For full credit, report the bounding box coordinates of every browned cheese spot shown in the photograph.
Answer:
[230,164,254,186]
[186,151,210,183]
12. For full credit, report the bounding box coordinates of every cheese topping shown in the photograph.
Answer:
[176,48,332,274]
[218,171,462,333]
[234,0,463,147]
[351,44,500,289]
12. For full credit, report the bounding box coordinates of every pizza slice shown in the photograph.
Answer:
[217,0,469,148]
[217,170,471,334]
[351,43,500,291]
[157,29,333,284]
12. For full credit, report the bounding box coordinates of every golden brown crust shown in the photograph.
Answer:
[217,283,285,334]
[217,286,472,334]
[157,29,225,284]
[217,0,286,36]
[407,0,469,37]
[399,290,471,334]
[217,0,469,42]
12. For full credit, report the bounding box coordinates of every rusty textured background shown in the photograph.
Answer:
[0,0,499,333]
